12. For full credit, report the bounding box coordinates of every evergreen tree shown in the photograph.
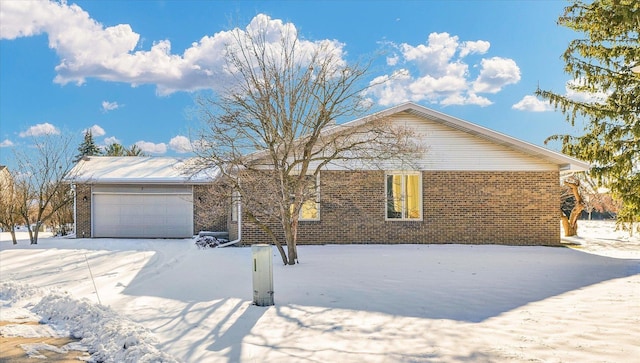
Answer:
[104,143,126,156]
[75,130,102,162]
[126,144,146,156]
[536,0,639,233]
[103,143,147,157]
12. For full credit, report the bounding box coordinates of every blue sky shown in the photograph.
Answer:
[0,0,584,169]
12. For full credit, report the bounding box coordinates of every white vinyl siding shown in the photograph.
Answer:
[324,113,558,172]
[397,114,558,170]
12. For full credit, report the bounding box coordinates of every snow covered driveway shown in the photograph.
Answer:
[1,223,638,362]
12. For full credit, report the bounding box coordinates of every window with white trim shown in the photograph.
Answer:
[386,172,422,220]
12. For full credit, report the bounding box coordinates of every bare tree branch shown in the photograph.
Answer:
[190,19,421,265]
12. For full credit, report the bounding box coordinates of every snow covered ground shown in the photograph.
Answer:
[1,220,638,362]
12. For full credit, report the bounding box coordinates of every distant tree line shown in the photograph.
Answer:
[1,134,76,244]
[1,130,149,245]
[75,130,146,162]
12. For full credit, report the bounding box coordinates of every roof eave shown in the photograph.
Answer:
[67,178,212,185]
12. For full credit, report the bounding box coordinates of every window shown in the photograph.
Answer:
[292,174,320,221]
[386,172,422,220]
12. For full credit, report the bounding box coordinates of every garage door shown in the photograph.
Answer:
[92,185,193,238]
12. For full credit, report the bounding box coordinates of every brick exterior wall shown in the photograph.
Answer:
[234,170,561,246]
[75,184,92,238]
[193,184,227,233]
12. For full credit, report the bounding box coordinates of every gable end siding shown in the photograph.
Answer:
[394,113,558,171]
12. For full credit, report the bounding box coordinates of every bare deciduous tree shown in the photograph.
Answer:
[0,167,20,244]
[13,133,77,244]
[192,16,420,265]
[560,172,622,236]
[578,174,620,221]
[561,176,585,237]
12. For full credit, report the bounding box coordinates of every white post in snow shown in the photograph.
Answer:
[252,244,274,306]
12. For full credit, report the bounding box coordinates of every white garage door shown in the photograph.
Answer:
[93,185,193,238]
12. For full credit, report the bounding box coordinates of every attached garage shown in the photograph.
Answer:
[92,185,193,238]
[67,156,211,239]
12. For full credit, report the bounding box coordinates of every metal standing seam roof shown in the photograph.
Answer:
[65,156,217,184]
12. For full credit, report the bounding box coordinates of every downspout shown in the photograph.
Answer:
[217,195,242,248]
[71,183,77,237]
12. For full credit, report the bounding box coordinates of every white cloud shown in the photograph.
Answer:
[386,54,399,66]
[19,123,60,137]
[367,33,520,107]
[400,32,459,76]
[103,136,120,145]
[135,141,167,154]
[472,57,521,94]
[442,93,493,107]
[0,139,14,147]
[102,101,120,112]
[565,79,608,104]
[459,40,490,58]
[1,2,347,96]
[83,124,106,137]
[512,95,554,112]
[169,135,193,153]
[515,79,608,113]
[368,71,411,106]
[2,3,520,107]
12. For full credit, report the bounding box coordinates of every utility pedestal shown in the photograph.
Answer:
[252,244,274,306]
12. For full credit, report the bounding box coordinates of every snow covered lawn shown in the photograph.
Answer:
[1,221,638,362]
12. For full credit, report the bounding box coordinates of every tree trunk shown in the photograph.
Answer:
[32,226,40,245]
[274,243,288,265]
[284,218,298,265]
[10,229,17,245]
[561,214,578,236]
[287,242,296,265]
[562,180,584,237]
[27,227,35,245]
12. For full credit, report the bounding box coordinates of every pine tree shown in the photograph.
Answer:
[75,130,102,162]
[126,144,146,156]
[104,143,126,156]
[536,0,640,233]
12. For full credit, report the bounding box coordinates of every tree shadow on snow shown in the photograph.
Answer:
[120,244,639,323]
[278,245,639,323]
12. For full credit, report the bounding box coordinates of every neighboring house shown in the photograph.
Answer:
[228,102,589,246]
[66,103,589,245]
[66,157,212,238]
